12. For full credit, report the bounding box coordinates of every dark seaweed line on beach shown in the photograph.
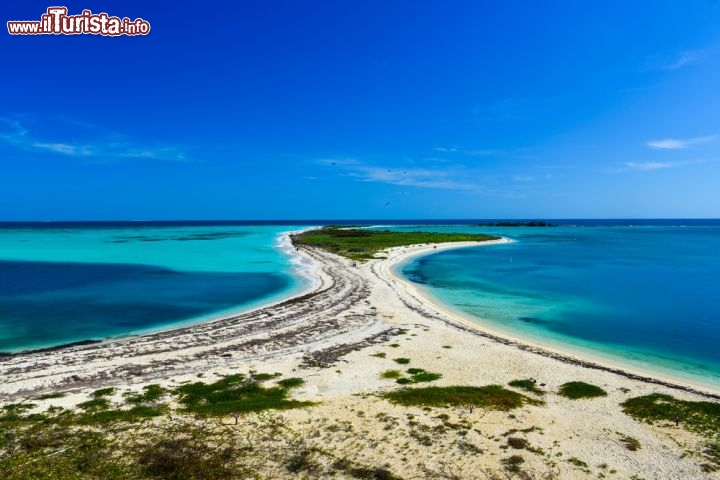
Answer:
[0,245,399,400]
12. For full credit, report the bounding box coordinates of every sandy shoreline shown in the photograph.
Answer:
[0,228,321,357]
[380,240,720,398]
[2,235,719,478]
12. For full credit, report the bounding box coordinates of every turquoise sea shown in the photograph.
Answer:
[391,221,720,389]
[0,223,313,353]
[1,220,719,390]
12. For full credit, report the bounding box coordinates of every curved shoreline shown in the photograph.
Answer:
[0,228,320,357]
[0,238,398,400]
[376,240,720,399]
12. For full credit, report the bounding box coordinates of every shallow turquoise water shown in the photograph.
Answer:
[3,220,720,390]
[0,224,312,352]
[394,224,720,388]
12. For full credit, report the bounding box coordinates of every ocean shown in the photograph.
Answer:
[0,222,313,353]
[1,219,718,390]
[391,221,720,388]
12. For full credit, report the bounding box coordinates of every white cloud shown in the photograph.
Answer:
[646,135,718,150]
[321,158,479,191]
[0,116,189,163]
[433,146,459,153]
[624,161,673,171]
[661,50,703,70]
[32,142,94,156]
[512,175,535,182]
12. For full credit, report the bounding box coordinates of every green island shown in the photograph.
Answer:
[292,226,500,260]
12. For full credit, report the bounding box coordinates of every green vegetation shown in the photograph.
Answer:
[406,368,442,383]
[125,384,165,404]
[382,385,542,410]
[277,377,305,389]
[1,426,130,480]
[76,405,165,425]
[77,397,111,411]
[35,392,65,400]
[558,381,607,399]
[508,379,544,395]
[293,227,500,260]
[621,393,720,436]
[138,434,241,480]
[0,373,419,480]
[382,368,442,384]
[0,404,39,424]
[175,374,313,416]
[393,357,411,365]
[92,387,115,398]
[568,457,589,468]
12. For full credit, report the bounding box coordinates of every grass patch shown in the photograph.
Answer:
[277,377,304,389]
[382,385,542,410]
[250,372,279,382]
[382,367,442,384]
[407,369,442,383]
[393,358,411,365]
[125,384,165,405]
[174,373,313,416]
[35,392,66,400]
[380,370,403,379]
[370,352,387,358]
[92,387,115,398]
[558,381,607,399]
[138,434,239,480]
[77,397,111,412]
[621,393,720,436]
[568,457,588,468]
[0,404,38,424]
[76,405,165,425]
[508,379,544,395]
[293,227,500,261]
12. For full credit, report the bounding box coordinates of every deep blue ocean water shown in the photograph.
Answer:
[392,222,720,388]
[0,223,312,352]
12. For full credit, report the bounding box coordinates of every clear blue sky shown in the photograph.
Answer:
[2,1,719,220]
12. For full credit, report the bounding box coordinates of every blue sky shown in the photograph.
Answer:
[2,1,719,220]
